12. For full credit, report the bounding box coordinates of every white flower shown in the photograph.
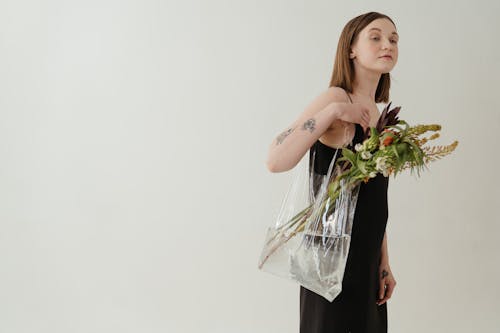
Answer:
[354,143,363,152]
[360,151,372,160]
[375,156,387,172]
[369,171,377,178]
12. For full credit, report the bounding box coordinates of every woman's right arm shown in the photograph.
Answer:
[266,87,361,173]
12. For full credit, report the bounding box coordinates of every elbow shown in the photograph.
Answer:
[266,157,285,173]
[266,157,292,173]
[266,148,279,173]
[266,145,296,173]
[266,159,280,173]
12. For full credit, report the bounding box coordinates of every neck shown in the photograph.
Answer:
[351,66,381,102]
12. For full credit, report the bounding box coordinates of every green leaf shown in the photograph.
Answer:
[357,160,367,174]
[341,148,357,165]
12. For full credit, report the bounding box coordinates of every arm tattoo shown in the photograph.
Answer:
[302,118,316,133]
[275,118,317,145]
[276,127,295,145]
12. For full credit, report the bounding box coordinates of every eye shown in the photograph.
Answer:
[371,36,398,44]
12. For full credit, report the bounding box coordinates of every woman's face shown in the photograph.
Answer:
[350,18,399,74]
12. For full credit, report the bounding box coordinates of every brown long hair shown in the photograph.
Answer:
[329,12,397,103]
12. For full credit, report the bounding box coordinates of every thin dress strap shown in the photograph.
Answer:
[345,90,353,104]
[344,90,361,145]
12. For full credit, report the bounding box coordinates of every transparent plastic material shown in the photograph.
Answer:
[257,146,361,302]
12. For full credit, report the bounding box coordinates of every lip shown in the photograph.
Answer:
[380,55,393,60]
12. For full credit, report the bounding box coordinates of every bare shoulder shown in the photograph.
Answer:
[320,86,350,127]
[317,87,356,148]
[286,86,351,139]
[324,86,350,102]
[299,86,350,121]
[312,86,350,107]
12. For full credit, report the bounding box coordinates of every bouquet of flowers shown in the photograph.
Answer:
[257,102,459,301]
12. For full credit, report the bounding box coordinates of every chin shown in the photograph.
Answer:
[360,62,395,74]
[377,65,395,74]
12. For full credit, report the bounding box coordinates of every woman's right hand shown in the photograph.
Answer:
[335,103,371,131]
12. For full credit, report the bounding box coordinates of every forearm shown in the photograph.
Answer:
[380,230,389,265]
[266,103,342,173]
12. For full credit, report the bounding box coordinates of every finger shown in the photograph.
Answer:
[378,283,395,305]
[377,288,388,304]
[378,281,386,300]
[378,290,390,305]
[385,283,395,299]
[377,297,388,305]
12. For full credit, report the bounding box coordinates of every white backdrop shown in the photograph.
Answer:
[1,0,499,332]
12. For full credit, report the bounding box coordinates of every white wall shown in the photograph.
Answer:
[0,0,498,332]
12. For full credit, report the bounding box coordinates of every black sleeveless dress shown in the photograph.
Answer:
[299,95,389,333]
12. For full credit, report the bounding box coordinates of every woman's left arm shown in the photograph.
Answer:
[381,230,389,265]
[377,230,397,305]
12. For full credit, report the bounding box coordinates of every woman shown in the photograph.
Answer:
[266,12,398,332]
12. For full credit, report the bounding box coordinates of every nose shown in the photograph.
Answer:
[382,38,393,50]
